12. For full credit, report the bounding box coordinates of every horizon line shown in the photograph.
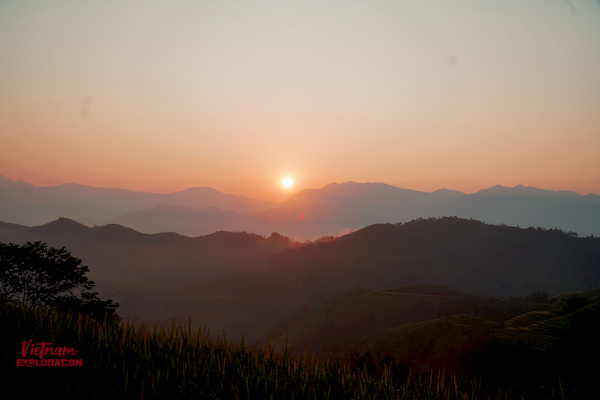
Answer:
[1,173,598,199]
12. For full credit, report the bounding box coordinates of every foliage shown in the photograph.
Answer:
[559,294,590,314]
[268,286,555,361]
[1,300,582,399]
[0,241,118,319]
[268,285,600,397]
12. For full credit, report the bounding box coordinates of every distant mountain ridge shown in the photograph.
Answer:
[1,175,599,238]
[0,175,276,226]
[110,182,600,238]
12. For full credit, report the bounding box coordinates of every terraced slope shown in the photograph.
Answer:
[504,311,557,328]
[500,299,600,351]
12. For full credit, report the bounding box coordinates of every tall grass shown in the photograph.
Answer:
[2,301,569,399]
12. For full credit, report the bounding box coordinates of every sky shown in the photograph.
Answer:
[1,0,599,202]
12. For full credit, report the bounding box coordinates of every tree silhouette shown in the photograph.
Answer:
[559,294,590,314]
[0,241,118,318]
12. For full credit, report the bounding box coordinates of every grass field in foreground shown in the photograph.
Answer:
[1,300,574,399]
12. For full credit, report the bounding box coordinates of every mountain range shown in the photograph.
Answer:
[1,216,598,340]
[1,175,599,239]
[3,174,599,394]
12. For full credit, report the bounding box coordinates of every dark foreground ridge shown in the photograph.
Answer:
[1,217,599,340]
[3,296,598,399]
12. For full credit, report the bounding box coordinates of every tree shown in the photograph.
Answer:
[0,241,118,318]
[559,294,590,314]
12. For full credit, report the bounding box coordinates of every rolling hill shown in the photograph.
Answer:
[1,216,599,341]
[267,285,553,356]
[0,218,300,337]
[267,283,600,393]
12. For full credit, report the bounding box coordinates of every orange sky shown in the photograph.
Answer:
[1,1,599,202]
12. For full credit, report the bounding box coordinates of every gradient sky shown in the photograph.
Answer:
[1,0,599,201]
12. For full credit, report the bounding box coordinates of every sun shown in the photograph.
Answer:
[281,177,293,188]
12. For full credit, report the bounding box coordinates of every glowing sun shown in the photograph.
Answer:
[281,177,293,188]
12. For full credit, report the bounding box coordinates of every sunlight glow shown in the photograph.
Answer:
[282,177,293,188]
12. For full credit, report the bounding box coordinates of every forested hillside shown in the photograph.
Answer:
[1,217,599,340]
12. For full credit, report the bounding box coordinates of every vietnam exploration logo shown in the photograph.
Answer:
[16,340,83,367]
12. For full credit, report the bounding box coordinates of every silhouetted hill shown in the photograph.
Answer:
[1,217,599,340]
[0,218,301,337]
[263,218,600,310]
[267,284,554,356]
[32,217,93,236]
[267,284,600,394]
